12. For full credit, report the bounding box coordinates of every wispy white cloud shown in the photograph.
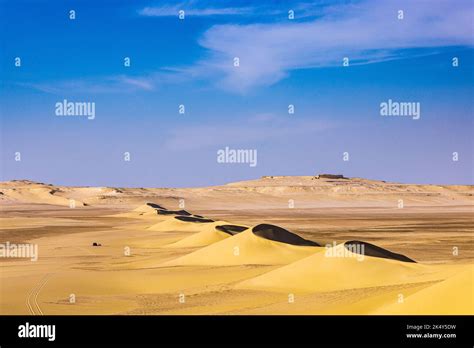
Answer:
[21,0,474,95]
[18,75,157,94]
[138,2,253,17]
[115,76,154,91]
[182,0,474,92]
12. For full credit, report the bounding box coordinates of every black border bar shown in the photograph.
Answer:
[1,315,473,346]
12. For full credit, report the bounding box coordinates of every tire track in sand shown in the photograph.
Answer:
[26,273,52,315]
[25,245,97,314]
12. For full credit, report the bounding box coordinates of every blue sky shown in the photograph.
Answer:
[1,0,473,187]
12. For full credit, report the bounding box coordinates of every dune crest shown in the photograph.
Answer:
[166,223,249,248]
[148,217,219,232]
[174,216,214,223]
[113,202,168,218]
[215,225,248,235]
[252,224,319,246]
[132,203,163,213]
[145,203,166,210]
[237,243,434,293]
[156,209,191,216]
[163,228,321,266]
[344,241,415,263]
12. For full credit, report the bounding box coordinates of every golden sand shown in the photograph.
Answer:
[1,177,472,315]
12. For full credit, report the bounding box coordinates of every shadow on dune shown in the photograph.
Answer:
[252,224,320,246]
[157,209,192,216]
[344,240,416,263]
[146,203,166,210]
[175,216,215,223]
[215,225,248,235]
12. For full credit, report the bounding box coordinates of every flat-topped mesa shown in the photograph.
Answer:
[314,174,346,179]
[261,175,292,179]
[10,179,52,186]
[260,174,347,180]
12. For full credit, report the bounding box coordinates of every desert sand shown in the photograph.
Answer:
[0,176,473,315]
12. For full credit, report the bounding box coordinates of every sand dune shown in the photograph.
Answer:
[215,225,249,235]
[148,216,216,232]
[115,203,216,227]
[157,209,192,216]
[252,224,319,246]
[372,266,474,314]
[1,178,472,315]
[174,216,214,223]
[1,185,85,207]
[165,225,239,249]
[166,222,249,248]
[144,203,166,210]
[163,228,321,266]
[237,243,446,293]
[0,180,131,206]
[344,241,415,263]
[112,203,166,219]
[132,203,163,213]
[164,228,230,248]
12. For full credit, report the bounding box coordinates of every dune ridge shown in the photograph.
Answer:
[156,209,192,216]
[237,243,432,293]
[344,241,416,263]
[1,178,472,315]
[215,225,248,235]
[163,228,321,266]
[252,224,319,246]
[174,216,215,223]
[166,223,250,248]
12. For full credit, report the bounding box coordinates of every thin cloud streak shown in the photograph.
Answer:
[17,75,158,95]
[187,0,474,92]
[18,0,474,95]
[138,3,253,17]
